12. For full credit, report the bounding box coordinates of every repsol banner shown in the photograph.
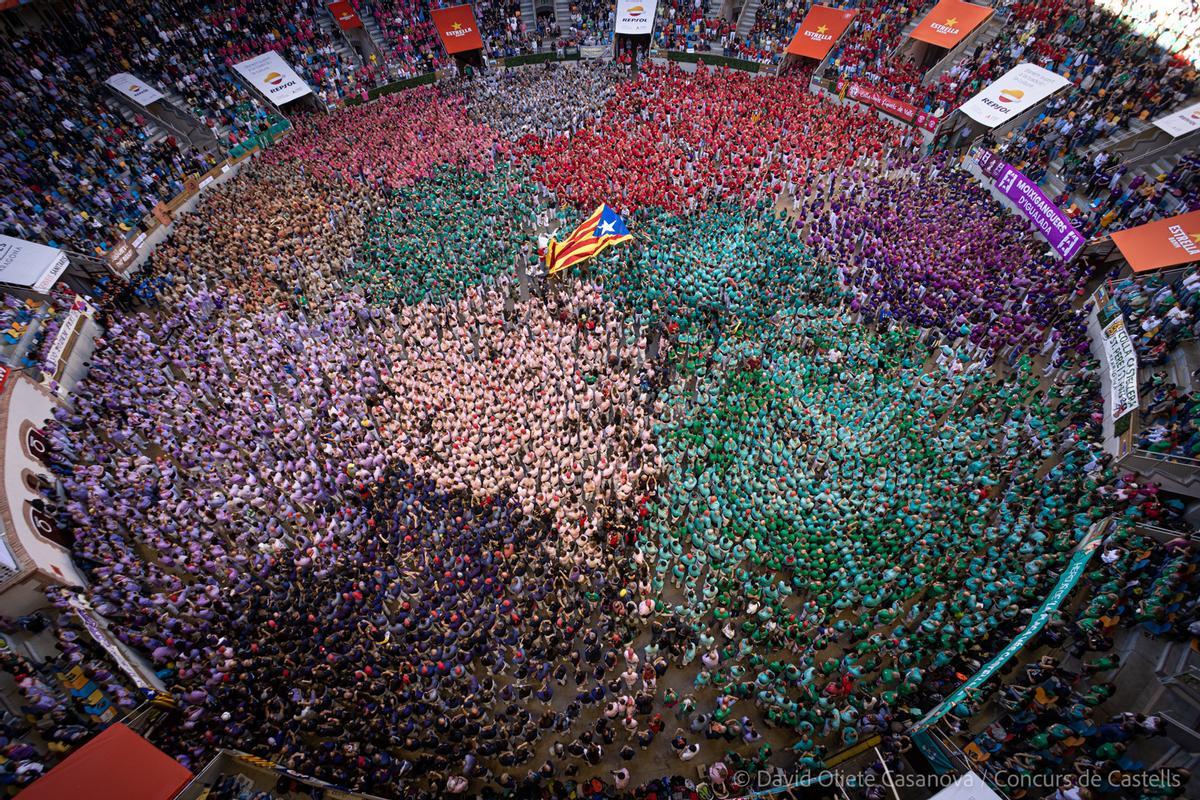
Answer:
[233,51,313,106]
[615,0,658,35]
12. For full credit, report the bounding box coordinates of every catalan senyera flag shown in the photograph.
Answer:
[546,204,633,275]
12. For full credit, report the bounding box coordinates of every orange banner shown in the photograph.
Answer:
[786,6,858,60]
[328,0,363,29]
[432,4,484,54]
[909,0,993,49]
[1110,210,1200,273]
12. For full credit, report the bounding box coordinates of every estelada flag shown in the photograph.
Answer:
[1110,209,1200,273]
[546,205,633,275]
[786,6,857,60]
[432,4,484,54]
[909,0,993,50]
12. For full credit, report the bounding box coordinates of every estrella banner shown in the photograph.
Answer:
[432,5,484,54]
[1110,209,1200,273]
[908,0,994,50]
[785,6,857,60]
[327,0,363,30]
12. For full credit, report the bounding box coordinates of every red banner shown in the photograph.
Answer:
[839,80,941,132]
[432,4,484,54]
[785,6,857,60]
[328,0,363,30]
[909,0,993,50]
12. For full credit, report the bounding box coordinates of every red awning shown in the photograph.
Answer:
[1110,210,1200,273]
[785,6,857,60]
[432,4,484,54]
[20,724,193,800]
[909,0,993,49]
[328,0,363,30]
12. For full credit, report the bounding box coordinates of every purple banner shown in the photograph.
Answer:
[994,162,1084,261]
[973,147,1004,179]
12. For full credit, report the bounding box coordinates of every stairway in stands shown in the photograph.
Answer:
[316,9,363,68]
[555,0,572,33]
[736,0,761,40]
[357,8,394,65]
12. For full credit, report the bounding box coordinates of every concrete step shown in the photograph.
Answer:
[555,0,572,31]
[317,13,361,67]
[736,0,761,38]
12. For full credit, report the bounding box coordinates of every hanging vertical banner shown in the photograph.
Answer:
[614,0,659,35]
[431,5,485,53]
[993,162,1084,260]
[233,51,313,106]
[105,73,165,106]
[1101,316,1139,420]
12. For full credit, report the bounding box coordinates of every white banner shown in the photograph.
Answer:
[959,62,1072,128]
[233,51,313,106]
[1101,316,1139,421]
[105,73,165,106]
[615,0,658,34]
[1153,101,1200,138]
[0,234,70,293]
[68,596,159,690]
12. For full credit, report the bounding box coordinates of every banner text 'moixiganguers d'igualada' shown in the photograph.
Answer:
[994,162,1083,261]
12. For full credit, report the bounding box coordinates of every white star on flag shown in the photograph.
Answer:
[597,220,617,235]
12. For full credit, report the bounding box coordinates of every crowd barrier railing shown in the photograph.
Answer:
[660,50,763,73]
[102,120,294,277]
[497,48,582,68]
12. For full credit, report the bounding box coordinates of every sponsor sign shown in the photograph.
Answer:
[432,5,485,53]
[327,0,363,30]
[1101,316,1139,421]
[105,73,165,106]
[233,51,313,106]
[1110,209,1200,273]
[1153,101,1200,138]
[909,0,993,49]
[785,6,857,60]
[960,62,1072,128]
[0,234,70,293]
[993,161,1084,260]
[614,0,658,35]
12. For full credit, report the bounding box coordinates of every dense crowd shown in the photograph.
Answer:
[3,6,1199,800]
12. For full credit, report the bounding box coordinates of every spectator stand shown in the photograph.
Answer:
[1090,251,1200,497]
[102,74,223,156]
